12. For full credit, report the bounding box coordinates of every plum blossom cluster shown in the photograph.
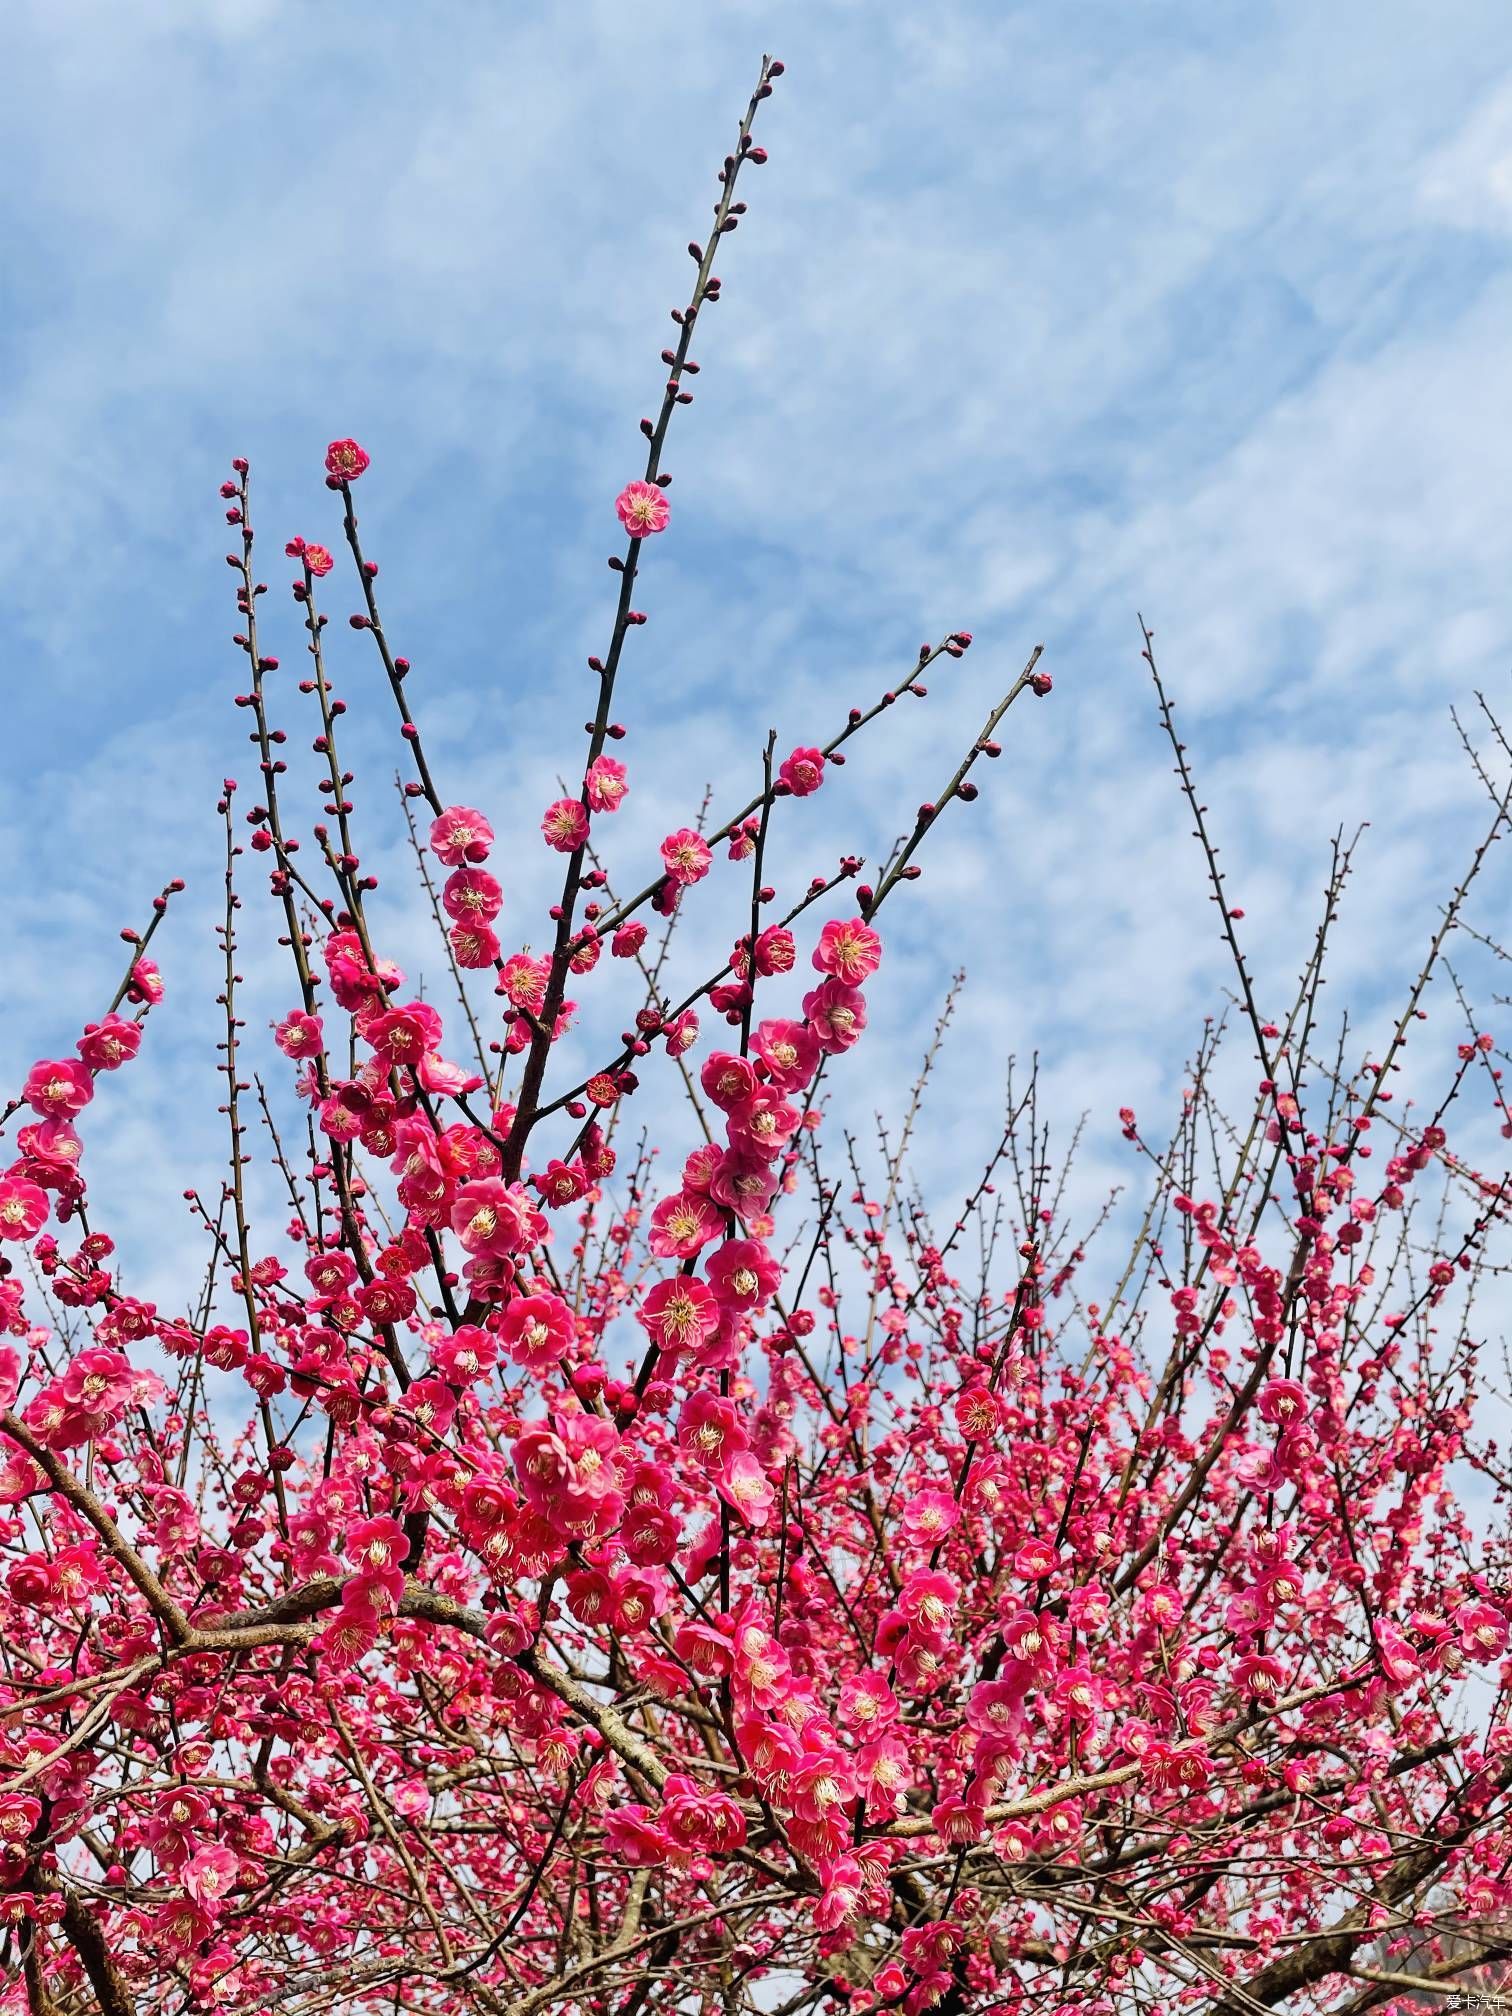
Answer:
[3,52,1512,2016]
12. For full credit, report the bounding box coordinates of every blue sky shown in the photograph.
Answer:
[6,0,1512,1305]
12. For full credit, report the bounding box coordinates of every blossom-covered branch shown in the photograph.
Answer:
[1,53,1511,2016]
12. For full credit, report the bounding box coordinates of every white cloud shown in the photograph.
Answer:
[5,0,1512,1385]
[1420,77,1512,233]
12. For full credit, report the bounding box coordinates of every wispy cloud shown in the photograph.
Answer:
[5,0,1512,1299]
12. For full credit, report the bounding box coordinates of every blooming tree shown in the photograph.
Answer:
[5,53,1512,2016]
